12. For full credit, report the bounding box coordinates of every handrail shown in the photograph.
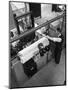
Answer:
[10,13,65,43]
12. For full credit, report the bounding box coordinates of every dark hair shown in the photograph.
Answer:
[57,27,61,32]
[10,31,14,38]
[13,14,16,18]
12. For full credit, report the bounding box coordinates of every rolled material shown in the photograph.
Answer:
[17,37,49,64]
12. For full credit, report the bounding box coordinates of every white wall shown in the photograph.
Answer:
[11,2,25,11]
[41,4,52,18]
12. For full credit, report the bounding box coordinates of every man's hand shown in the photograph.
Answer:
[45,35,62,42]
[53,37,62,42]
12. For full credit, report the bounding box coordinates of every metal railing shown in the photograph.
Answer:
[10,13,65,43]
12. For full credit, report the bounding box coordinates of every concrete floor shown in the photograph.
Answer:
[22,48,65,87]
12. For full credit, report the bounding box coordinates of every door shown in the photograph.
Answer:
[29,3,41,18]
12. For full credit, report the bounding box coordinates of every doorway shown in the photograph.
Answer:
[29,3,41,18]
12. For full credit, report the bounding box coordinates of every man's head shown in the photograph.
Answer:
[57,27,61,37]
[57,27,61,32]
